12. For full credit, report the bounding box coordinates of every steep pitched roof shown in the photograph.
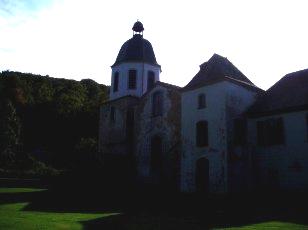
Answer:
[183,54,258,91]
[248,68,308,117]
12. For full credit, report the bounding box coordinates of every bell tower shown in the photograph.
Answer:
[110,21,161,100]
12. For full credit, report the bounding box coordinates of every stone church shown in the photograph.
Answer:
[99,21,308,193]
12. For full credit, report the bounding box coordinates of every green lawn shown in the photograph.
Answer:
[218,221,308,230]
[0,202,118,230]
[0,187,307,229]
[0,187,118,230]
[0,187,46,194]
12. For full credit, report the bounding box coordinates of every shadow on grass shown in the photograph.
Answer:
[79,191,308,230]
[1,178,308,229]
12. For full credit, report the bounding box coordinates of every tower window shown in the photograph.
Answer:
[113,72,119,92]
[257,117,284,146]
[110,106,116,123]
[147,71,155,90]
[152,91,163,117]
[128,69,137,89]
[198,94,206,109]
[196,120,208,147]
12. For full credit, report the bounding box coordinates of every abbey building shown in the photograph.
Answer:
[99,21,308,193]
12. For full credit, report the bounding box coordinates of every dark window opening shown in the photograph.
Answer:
[198,94,206,109]
[113,72,119,92]
[196,120,208,147]
[234,118,247,145]
[150,135,163,173]
[110,106,115,123]
[147,71,155,90]
[128,69,137,89]
[126,108,134,137]
[152,91,163,117]
[306,114,308,140]
[257,117,284,146]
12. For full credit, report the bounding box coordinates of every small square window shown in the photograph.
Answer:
[257,117,284,146]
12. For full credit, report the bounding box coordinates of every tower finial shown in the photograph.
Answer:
[132,20,144,35]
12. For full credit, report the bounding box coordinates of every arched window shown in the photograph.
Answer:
[196,120,208,147]
[198,94,206,109]
[128,69,137,89]
[147,71,155,90]
[152,91,163,117]
[113,72,119,92]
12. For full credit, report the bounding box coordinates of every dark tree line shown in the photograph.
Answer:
[0,71,108,176]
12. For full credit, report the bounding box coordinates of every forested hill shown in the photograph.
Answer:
[0,71,109,174]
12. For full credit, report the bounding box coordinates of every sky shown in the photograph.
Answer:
[1,0,308,90]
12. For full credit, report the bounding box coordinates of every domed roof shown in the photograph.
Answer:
[112,24,160,68]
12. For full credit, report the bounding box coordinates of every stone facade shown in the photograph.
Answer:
[99,22,308,194]
[135,83,181,190]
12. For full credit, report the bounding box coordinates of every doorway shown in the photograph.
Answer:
[195,158,210,193]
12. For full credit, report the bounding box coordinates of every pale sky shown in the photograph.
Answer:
[1,0,308,90]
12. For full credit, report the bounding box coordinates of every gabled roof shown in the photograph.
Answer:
[248,68,308,117]
[183,54,258,91]
[155,81,181,90]
[140,81,181,100]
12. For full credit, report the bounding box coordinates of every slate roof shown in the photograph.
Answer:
[248,68,308,117]
[155,81,181,90]
[140,81,181,100]
[112,34,160,68]
[183,54,258,91]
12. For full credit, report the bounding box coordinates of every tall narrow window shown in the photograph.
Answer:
[198,94,206,109]
[257,117,284,146]
[113,72,119,92]
[147,71,155,90]
[152,91,163,117]
[196,121,208,147]
[234,118,247,145]
[110,106,115,123]
[306,114,308,140]
[150,135,163,174]
[128,69,137,89]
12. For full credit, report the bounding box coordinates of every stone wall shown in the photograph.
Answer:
[225,83,259,192]
[99,96,140,157]
[135,84,181,190]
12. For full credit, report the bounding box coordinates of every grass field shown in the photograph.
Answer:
[0,202,117,230]
[0,186,307,229]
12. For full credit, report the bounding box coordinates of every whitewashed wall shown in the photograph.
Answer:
[110,63,160,100]
[181,81,229,193]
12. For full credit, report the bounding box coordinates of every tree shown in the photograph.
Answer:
[0,100,21,167]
